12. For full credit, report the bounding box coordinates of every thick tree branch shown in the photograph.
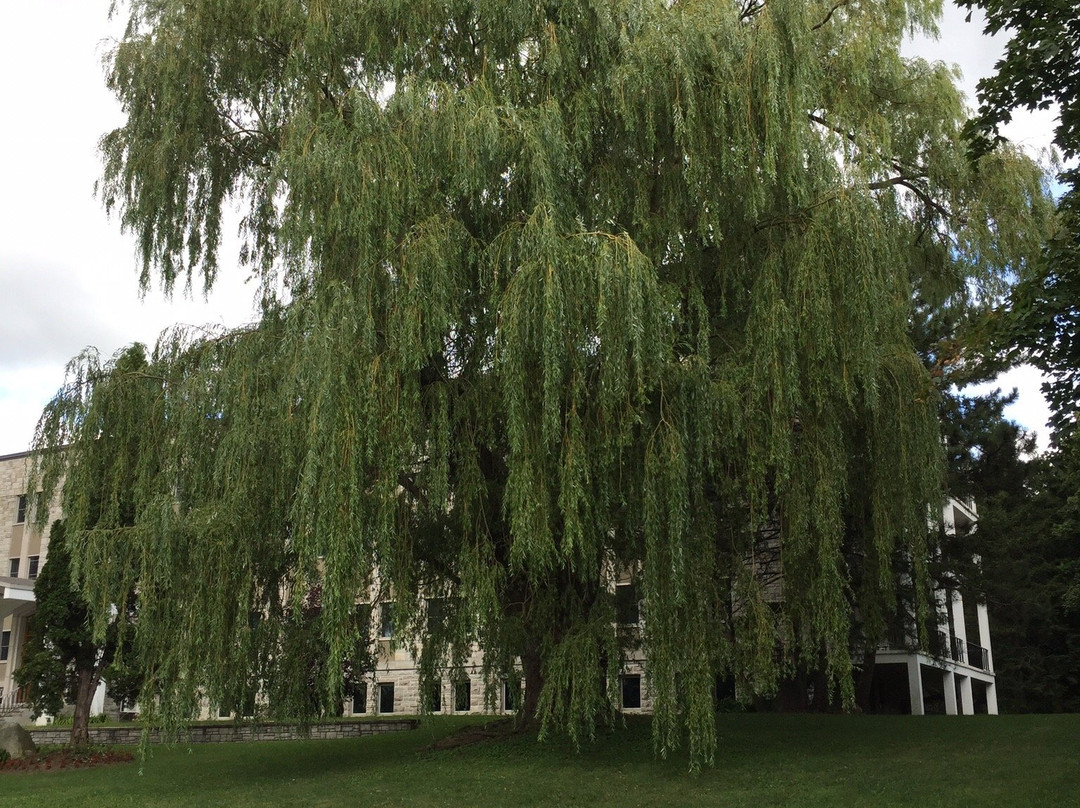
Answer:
[739,0,766,21]
[811,0,856,31]
[868,175,954,220]
[809,112,955,220]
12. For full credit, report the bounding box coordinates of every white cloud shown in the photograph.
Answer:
[0,1,258,453]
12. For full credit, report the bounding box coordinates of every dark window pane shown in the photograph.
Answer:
[615,584,639,625]
[379,603,394,638]
[426,598,444,636]
[379,682,395,713]
[352,682,368,714]
[355,603,372,638]
[622,675,641,709]
[27,556,39,579]
[8,558,18,578]
[15,495,27,524]
[455,680,471,712]
[503,680,519,711]
[0,630,9,661]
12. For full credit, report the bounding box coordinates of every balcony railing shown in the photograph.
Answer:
[881,630,991,672]
[0,688,29,717]
[966,642,990,671]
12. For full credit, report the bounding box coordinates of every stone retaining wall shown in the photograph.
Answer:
[28,718,418,746]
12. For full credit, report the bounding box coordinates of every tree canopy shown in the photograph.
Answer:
[954,0,1080,701]
[34,0,1052,766]
[957,0,1080,440]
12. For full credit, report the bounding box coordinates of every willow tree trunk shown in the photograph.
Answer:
[855,650,878,713]
[70,668,98,747]
[519,641,544,731]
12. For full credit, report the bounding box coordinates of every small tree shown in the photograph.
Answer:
[15,522,132,745]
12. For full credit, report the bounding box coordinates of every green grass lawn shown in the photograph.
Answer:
[2,714,1077,808]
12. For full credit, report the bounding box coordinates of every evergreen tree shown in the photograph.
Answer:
[34,1,1053,764]
[958,0,1080,441]
[14,522,133,746]
[955,0,1080,707]
[943,401,1080,713]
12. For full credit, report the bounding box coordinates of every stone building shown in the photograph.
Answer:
[0,452,54,718]
[1,445,992,721]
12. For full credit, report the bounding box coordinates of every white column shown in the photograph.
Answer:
[943,669,958,715]
[935,588,952,650]
[958,674,974,715]
[907,658,925,715]
[950,592,968,643]
[976,602,994,672]
[91,679,107,715]
[985,680,999,715]
[950,591,968,665]
[7,614,26,696]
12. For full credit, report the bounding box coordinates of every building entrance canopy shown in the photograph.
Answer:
[0,576,35,622]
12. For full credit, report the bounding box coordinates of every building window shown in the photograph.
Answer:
[427,680,442,713]
[426,597,444,636]
[379,603,394,639]
[503,680,519,712]
[352,682,368,714]
[27,556,39,579]
[15,495,27,524]
[454,680,472,712]
[0,631,9,661]
[621,675,642,709]
[355,603,372,637]
[378,682,395,713]
[8,558,19,578]
[615,583,639,625]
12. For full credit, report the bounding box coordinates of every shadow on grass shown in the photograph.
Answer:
[5,713,1079,808]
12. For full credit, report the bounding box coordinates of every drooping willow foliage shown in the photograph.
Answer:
[32,0,1052,766]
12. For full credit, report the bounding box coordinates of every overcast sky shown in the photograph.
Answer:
[0,1,1061,455]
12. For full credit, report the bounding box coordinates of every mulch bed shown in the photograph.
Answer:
[427,718,521,750]
[0,748,134,774]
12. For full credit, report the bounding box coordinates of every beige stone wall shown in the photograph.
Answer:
[354,644,517,717]
[1,452,47,709]
[0,453,29,563]
[0,452,55,580]
[1,451,657,720]
[28,718,418,746]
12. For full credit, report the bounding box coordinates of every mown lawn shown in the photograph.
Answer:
[2,714,1077,808]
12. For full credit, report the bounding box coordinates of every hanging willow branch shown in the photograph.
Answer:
[35,0,1054,769]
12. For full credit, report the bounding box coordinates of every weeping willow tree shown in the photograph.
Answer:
[32,0,1051,765]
